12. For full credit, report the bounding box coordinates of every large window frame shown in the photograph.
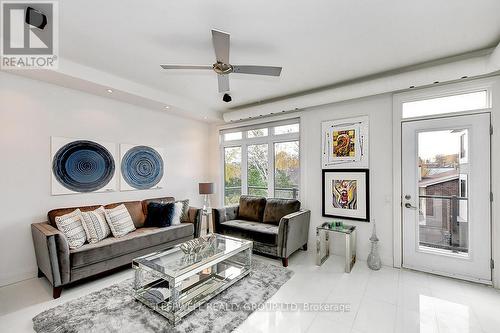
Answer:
[220,119,300,206]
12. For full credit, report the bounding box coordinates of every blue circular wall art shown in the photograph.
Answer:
[52,140,115,192]
[121,146,164,189]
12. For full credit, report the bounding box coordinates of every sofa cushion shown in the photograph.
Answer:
[54,209,87,249]
[263,198,301,225]
[104,204,136,237]
[220,219,278,245]
[142,197,175,216]
[48,201,145,228]
[105,201,145,228]
[80,206,111,244]
[237,196,266,222]
[70,223,193,268]
[144,202,175,227]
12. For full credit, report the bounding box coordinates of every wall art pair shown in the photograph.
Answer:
[51,137,165,195]
[321,116,370,221]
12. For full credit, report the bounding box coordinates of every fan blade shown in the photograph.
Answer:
[217,74,230,93]
[160,64,212,70]
[212,29,230,64]
[232,65,282,76]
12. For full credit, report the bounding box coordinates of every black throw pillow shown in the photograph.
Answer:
[144,202,175,228]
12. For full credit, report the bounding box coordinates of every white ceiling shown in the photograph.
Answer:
[40,1,500,118]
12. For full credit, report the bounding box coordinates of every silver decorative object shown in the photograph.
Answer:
[180,234,216,255]
[367,220,382,270]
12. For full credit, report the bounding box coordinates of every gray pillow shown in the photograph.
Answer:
[237,195,266,222]
[263,198,301,225]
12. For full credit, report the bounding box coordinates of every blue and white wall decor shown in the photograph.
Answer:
[51,137,118,195]
[120,144,165,191]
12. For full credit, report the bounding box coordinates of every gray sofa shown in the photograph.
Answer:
[31,196,201,298]
[213,195,310,267]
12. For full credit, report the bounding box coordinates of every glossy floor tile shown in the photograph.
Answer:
[1,250,499,333]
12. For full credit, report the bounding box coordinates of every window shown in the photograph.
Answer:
[224,147,242,205]
[221,120,300,205]
[224,132,242,141]
[247,144,269,197]
[402,90,488,119]
[274,123,299,135]
[247,128,268,138]
[274,141,299,198]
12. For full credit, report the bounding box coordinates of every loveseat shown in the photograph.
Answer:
[213,195,310,267]
[31,196,201,298]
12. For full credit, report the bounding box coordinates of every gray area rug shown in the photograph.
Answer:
[33,258,293,333]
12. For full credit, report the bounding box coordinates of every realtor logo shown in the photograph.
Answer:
[1,1,58,68]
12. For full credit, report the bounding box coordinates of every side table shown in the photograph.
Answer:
[316,222,356,273]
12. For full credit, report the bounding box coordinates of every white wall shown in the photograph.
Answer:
[0,72,211,287]
[212,94,394,266]
[300,94,394,265]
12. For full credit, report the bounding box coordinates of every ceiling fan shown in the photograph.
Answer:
[160,29,282,93]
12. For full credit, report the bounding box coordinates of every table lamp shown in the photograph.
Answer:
[199,182,215,215]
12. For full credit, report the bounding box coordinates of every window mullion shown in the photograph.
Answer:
[241,144,248,195]
[268,137,275,198]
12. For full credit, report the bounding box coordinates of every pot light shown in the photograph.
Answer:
[164,106,170,109]
[106,89,113,93]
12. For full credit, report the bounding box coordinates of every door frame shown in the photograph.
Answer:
[392,76,499,286]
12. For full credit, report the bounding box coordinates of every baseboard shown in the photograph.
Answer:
[0,269,38,288]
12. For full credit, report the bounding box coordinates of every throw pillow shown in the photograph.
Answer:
[171,202,183,225]
[144,202,175,228]
[81,206,111,243]
[54,209,87,249]
[175,199,190,222]
[104,204,136,237]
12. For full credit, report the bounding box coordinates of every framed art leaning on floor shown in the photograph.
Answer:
[322,169,370,222]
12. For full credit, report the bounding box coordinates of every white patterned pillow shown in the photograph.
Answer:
[104,204,136,237]
[55,209,87,249]
[171,202,183,226]
[81,206,111,244]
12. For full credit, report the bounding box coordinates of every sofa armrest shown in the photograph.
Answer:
[185,207,202,238]
[31,222,70,287]
[277,209,311,258]
[212,206,239,233]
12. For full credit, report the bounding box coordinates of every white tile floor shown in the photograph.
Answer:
[1,250,499,333]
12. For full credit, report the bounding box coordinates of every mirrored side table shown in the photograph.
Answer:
[316,222,356,273]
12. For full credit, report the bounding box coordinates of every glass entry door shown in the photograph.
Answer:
[402,113,491,283]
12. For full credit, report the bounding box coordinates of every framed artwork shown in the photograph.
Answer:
[322,169,370,222]
[120,144,166,191]
[321,116,369,168]
[51,137,118,195]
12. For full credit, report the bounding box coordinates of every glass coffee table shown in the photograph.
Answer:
[316,222,357,273]
[132,234,252,325]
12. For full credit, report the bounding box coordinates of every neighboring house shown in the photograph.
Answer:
[418,167,468,252]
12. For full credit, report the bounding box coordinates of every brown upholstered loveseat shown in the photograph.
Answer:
[31,196,201,298]
[213,195,310,267]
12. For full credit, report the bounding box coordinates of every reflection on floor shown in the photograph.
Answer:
[1,251,499,333]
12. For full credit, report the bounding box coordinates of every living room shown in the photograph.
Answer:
[1,1,500,332]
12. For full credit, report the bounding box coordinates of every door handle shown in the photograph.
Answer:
[404,203,417,209]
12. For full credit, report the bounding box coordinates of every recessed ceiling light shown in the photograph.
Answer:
[203,116,208,119]
[164,106,170,109]
[106,89,113,93]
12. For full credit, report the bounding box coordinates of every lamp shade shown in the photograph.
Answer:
[199,182,215,195]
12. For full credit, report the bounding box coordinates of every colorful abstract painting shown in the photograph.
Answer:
[332,129,356,158]
[322,169,369,221]
[332,180,357,209]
